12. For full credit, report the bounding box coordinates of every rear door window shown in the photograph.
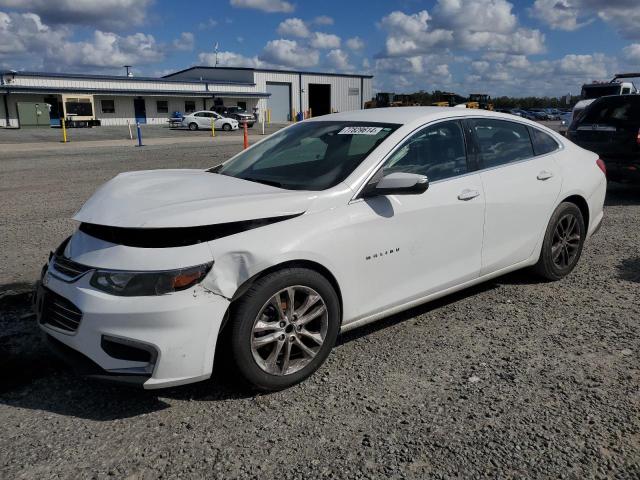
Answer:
[471,119,534,168]
[530,128,560,156]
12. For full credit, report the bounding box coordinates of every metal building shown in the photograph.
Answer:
[0,67,373,128]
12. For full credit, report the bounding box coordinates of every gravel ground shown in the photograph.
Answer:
[0,142,244,288]
[0,180,639,478]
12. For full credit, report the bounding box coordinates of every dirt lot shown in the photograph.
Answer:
[0,143,638,479]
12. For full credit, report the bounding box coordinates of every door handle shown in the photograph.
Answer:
[537,170,554,181]
[457,189,480,201]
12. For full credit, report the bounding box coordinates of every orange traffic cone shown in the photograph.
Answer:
[243,121,249,149]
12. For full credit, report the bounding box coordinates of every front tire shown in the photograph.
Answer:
[534,202,585,280]
[228,268,340,391]
[222,123,232,131]
[188,122,198,131]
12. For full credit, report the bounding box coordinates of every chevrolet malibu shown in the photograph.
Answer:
[36,108,606,391]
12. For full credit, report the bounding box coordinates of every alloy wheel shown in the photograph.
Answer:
[250,286,328,376]
[551,213,581,269]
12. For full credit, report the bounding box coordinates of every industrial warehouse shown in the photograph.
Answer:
[0,67,373,128]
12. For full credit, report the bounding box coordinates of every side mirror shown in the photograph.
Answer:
[362,172,429,197]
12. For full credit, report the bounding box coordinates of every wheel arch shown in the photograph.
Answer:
[560,194,590,229]
[219,259,344,334]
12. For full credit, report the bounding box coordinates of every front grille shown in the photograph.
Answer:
[40,288,83,333]
[52,255,92,279]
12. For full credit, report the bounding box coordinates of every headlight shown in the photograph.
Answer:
[90,262,213,296]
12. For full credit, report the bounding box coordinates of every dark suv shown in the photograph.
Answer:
[213,106,255,128]
[567,95,640,183]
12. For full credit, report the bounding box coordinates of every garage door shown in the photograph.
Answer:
[266,82,291,122]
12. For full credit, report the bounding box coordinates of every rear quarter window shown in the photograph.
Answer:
[530,128,560,156]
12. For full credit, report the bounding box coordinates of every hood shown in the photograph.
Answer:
[73,169,315,228]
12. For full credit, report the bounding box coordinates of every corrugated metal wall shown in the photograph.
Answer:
[254,72,371,121]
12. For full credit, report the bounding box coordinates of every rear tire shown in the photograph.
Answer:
[228,268,340,391]
[188,122,198,131]
[534,202,585,281]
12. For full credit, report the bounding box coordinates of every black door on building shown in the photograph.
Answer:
[308,84,331,117]
[44,95,62,126]
[134,97,147,124]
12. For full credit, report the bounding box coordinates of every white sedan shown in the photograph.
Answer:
[36,107,606,391]
[181,110,238,131]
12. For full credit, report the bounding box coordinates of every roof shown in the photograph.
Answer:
[164,66,374,79]
[0,85,270,98]
[0,70,254,86]
[306,106,545,126]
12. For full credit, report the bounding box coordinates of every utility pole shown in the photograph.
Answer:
[214,43,219,67]
[124,65,132,77]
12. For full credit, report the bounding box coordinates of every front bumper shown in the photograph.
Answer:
[36,267,230,389]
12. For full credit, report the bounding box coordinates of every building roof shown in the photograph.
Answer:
[164,66,374,79]
[0,85,270,98]
[0,70,255,87]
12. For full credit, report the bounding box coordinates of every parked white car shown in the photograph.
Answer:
[36,108,606,391]
[181,110,238,131]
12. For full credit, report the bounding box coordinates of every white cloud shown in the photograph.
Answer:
[198,50,262,68]
[312,15,333,25]
[379,11,453,56]
[530,0,640,39]
[0,11,66,58]
[172,32,194,52]
[530,0,591,30]
[55,31,164,69]
[310,32,340,49]
[259,39,319,67]
[623,43,640,63]
[378,2,545,57]
[0,0,152,29]
[462,52,614,96]
[326,49,351,70]
[229,0,294,13]
[346,36,365,51]
[197,18,218,30]
[0,11,178,72]
[434,0,517,34]
[277,17,309,38]
[596,2,640,39]
[375,56,425,74]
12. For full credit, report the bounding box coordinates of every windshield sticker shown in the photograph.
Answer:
[338,126,383,135]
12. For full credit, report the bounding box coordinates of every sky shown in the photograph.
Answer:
[1,0,639,98]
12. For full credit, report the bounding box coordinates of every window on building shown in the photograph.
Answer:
[65,98,93,117]
[156,100,168,114]
[185,100,196,113]
[101,99,115,114]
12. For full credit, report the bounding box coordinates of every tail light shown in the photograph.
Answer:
[596,158,607,176]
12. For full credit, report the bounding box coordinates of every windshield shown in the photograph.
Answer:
[216,121,400,190]
[581,85,621,99]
